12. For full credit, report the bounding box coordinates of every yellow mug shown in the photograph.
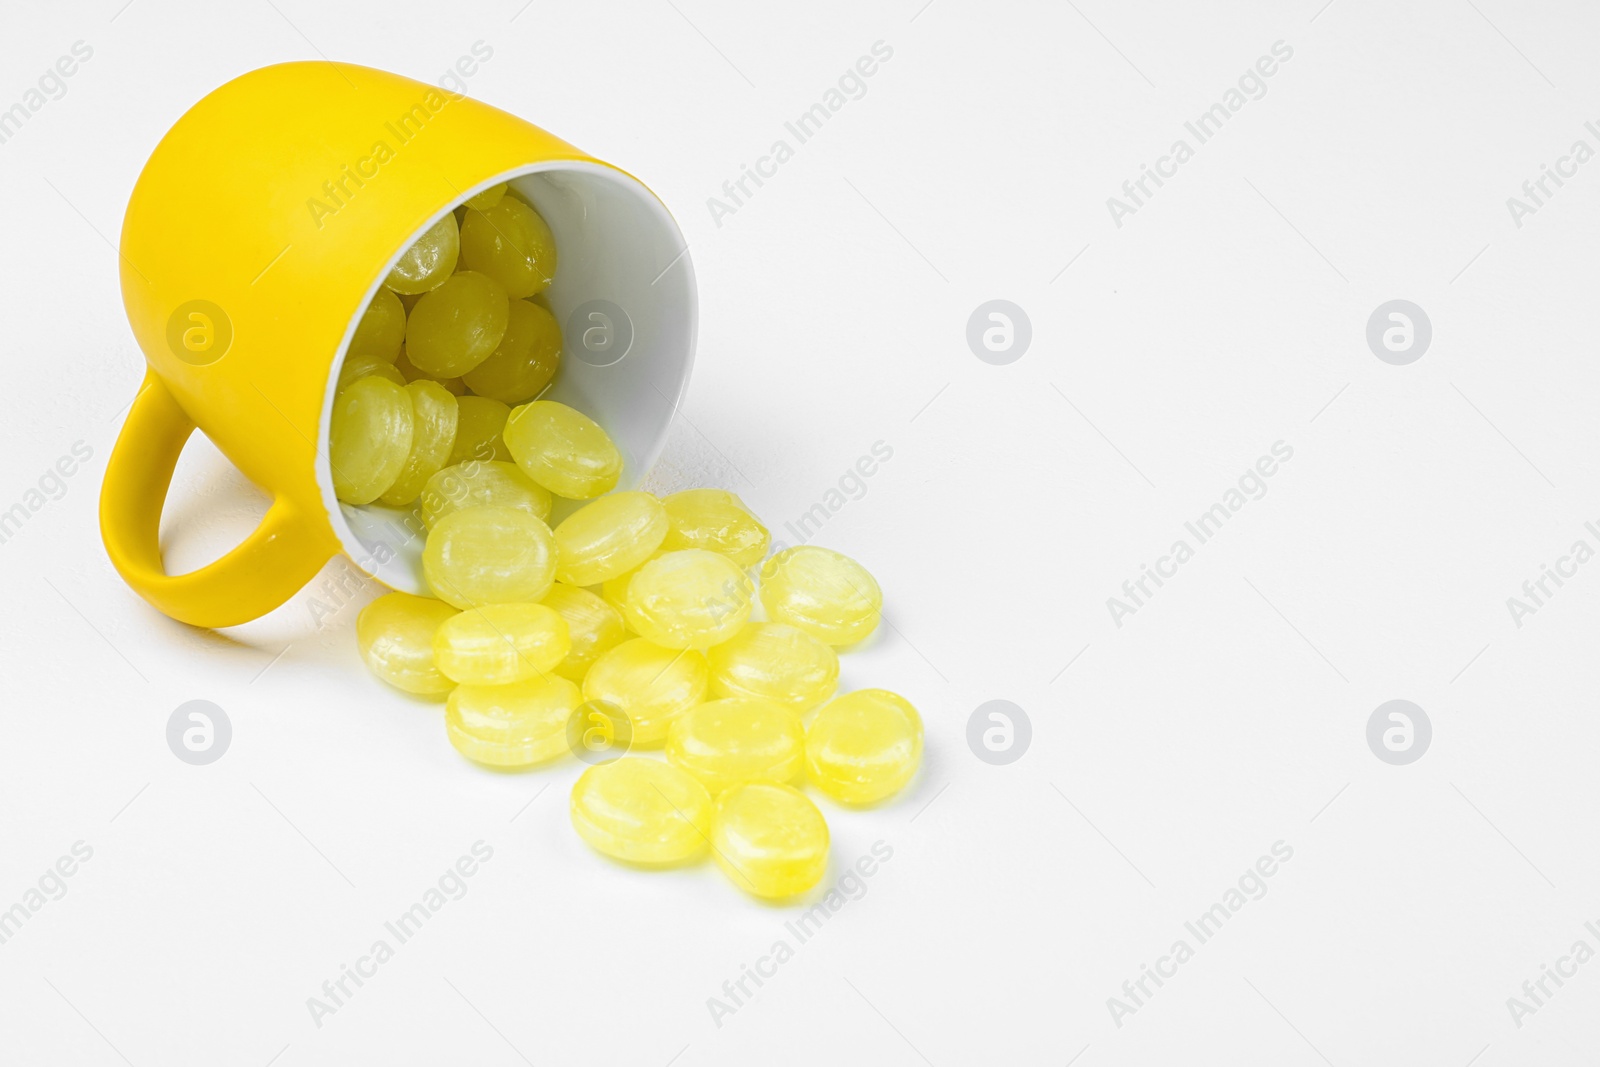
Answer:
[102,61,696,628]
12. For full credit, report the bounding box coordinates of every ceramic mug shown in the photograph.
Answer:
[101,61,696,627]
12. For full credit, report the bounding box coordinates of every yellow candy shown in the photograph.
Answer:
[504,400,622,499]
[666,697,805,794]
[330,376,414,505]
[465,182,508,211]
[460,196,558,298]
[759,546,882,645]
[661,489,770,568]
[337,354,407,391]
[356,592,458,695]
[707,623,839,712]
[394,347,466,395]
[446,674,581,767]
[600,549,664,617]
[433,602,570,685]
[711,783,828,898]
[420,460,552,529]
[448,396,513,465]
[540,584,628,681]
[349,288,406,361]
[405,270,509,377]
[385,214,459,295]
[582,638,708,746]
[552,491,669,586]
[462,298,561,404]
[805,689,922,804]
[378,381,459,507]
[422,504,557,609]
[623,549,753,650]
[570,758,712,865]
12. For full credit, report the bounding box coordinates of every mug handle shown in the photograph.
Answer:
[100,372,334,628]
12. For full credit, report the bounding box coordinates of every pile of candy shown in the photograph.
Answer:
[346,184,922,899]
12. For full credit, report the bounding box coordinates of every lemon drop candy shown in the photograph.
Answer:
[385,213,459,295]
[357,592,458,695]
[806,689,923,804]
[337,354,407,391]
[707,623,839,712]
[330,376,414,505]
[540,584,628,681]
[460,196,558,298]
[433,603,570,685]
[504,400,622,499]
[582,638,708,746]
[624,549,753,650]
[760,546,882,646]
[378,381,459,507]
[661,489,770,569]
[422,504,557,609]
[448,396,513,465]
[600,550,664,617]
[712,783,828,898]
[553,491,669,586]
[349,288,406,361]
[394,348,466,395]
[405,270,509,377]
[570,758,712,865]
[420,460,552,529]
[666,698,805,794]
[447,674,581,768]
[465,182,507,211]
[462,299,561,404]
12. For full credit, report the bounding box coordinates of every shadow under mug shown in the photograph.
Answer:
[101,61,697,628]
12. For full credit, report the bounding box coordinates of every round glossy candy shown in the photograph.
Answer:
[661,489,770,569]
[422,504,557,609]
[623,549,753,650]
[552,491,669,586]
[349,288,406,361]
[600,550,664,616]
[337,354,407,391]
[582,638,708,746]
[711,783,828,898]
[805,689,923,804]
[394,348,466,395]
[385,214,459,295]
[466,182,508,211]
[330,376,414,505]
[447,674,581,767]
[460,196,558,298]
[462,299,561,404]
[420,460,552,529]
[570,758,713,865]
[759,546,882,645]
[433,602,570,685]
[707,623,839,712]
[504,400,622,499]
[356,592,458,694]
[666,697,805,794]
[378,381,459,507]
[405,270,509,377]
[540,584,628,682]
[448,396,513,465]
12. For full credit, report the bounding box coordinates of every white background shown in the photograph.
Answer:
[2,0,1599,1063]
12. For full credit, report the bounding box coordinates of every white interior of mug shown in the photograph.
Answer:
[315,161,697,594]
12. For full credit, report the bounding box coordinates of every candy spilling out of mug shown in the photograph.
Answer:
[345,185,923,899]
